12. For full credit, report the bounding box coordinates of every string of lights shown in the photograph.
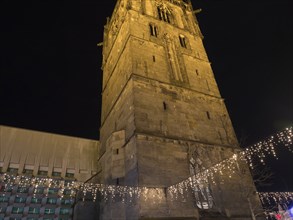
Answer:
[258,192,293,208]
[258,192,293,219]
[0,127,292,206]
[168,127,293,196]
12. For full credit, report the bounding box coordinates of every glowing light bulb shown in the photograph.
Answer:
[290,206,293,216]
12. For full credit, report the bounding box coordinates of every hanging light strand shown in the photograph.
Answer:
[0,127,292,204]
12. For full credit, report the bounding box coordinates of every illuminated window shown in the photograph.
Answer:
[31,197,42,204]
[179,35,187,48]
[157,7,171,23]
[2,185,13,192]
[52,172,61,177]
[149,24,158,37]
[47,197,57,204]
[59,208,70,215]
[38,170,48,176]
[12,207,24,214]
[63,189,72,196]
[23,169,33,175]
[15,196,26,203]
[65,173,74,178]
[61,198,73,205]
[28,207,40,214]
[17,187,29,193]
[34,187,44,194]
[44,208,55,215]
[48,188,59,195]
[7,168,18,173]
[0,196,9,202]
[0,207,6,213]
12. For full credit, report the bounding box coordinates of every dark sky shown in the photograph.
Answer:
[1,1,292,190]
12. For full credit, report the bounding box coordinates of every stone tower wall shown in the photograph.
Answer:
[132,76,238,146]
[99,0,263,219]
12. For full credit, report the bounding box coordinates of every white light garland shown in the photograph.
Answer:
[0,127,292,206]
[168,127,293,197]
[259,192,293,208]
[258,192,293,219]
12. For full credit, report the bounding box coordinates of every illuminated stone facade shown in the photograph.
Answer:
[0,125,99,220]
[0,1,264,219]
[98,0,262,219]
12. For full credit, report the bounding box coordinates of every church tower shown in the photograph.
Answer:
[98,0,262,219]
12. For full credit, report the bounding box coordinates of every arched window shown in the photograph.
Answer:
[157,7,171,23]
[189,156,213,209]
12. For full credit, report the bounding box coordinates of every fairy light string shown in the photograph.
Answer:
[258,192,293,208]
[0,127,292,206]
[258,192,293,219]
[168,127,292,195]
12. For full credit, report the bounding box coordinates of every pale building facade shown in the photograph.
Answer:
[0,126,99,181]
[98,0,262,219]
[0,125,99,220]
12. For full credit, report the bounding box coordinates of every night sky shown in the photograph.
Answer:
[1,1,292,190]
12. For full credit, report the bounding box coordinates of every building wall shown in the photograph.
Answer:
[0,182,74,220]
[0,125,99,181]
[133,76,238,146]
[0,125,100,220]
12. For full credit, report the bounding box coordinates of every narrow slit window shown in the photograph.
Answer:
[163,102,167,110]
[116,149,119,155]
[157,7,163,20]
[206,111,211,120]
[154,26,158,36]
[166,13,170,23]
[206,80,210,91]
[196,69,199,76]
[149,24,153,35]
[116,178,120,185]
[153,55,156,62]
[179,35,187,48]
